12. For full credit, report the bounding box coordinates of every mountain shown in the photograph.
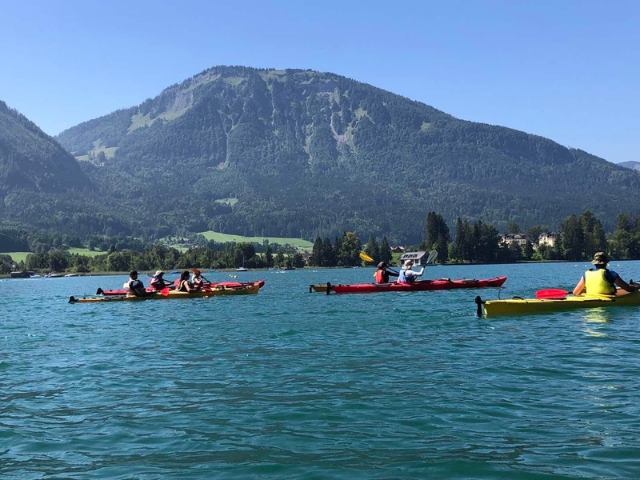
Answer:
[618,161,640,172]
[0,100,90,195]
[50,66,640,241]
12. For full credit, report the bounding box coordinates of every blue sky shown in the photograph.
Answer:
[1,0,638,163]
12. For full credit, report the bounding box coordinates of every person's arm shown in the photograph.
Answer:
[614,276,640,293]
[573,277,585,296]
[415,267,425,277]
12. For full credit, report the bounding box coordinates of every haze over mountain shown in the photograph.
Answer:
[618,161,640,172]
[4,67,640,243]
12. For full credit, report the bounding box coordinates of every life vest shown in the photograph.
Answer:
[584,269,616,295]
[375,270,384,283]
[398,269,411,284]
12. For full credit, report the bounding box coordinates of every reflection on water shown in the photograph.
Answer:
[582,308,611,337]
[582,307,612,324]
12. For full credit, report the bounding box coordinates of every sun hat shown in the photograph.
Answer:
[591,252,608,266]
[403,260,414,269]
[155,270,164,276]
[377,262,387,269]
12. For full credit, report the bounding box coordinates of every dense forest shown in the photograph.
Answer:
[2,67,640,244]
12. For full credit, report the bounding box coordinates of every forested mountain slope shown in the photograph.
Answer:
[0,100,90,195]
[51,66,640,242]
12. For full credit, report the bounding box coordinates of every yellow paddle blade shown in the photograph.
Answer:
[359,252,374,263]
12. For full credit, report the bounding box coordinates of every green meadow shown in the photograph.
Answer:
[200,231,314,251]
[1,252,31,263]
[67,248,106,257]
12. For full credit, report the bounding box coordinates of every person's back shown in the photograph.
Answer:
[398,260,424,284]
[177,270,199,292]
[574,252,639,296]
[584,268,616,295]
[375,262,398,284]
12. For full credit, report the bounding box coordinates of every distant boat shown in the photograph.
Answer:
[65,273,79,277]
[30,274,42,278]
[11,271,34,278]
[236,255,248,271]
[45,272,65,278]
[170,270,180,274]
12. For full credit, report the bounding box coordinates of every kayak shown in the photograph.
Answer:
[70,282,262,303]
[96,280,265,296]
[310,276,507,294]
[475,291,640,317]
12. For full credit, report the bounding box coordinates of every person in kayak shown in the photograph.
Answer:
[177,270,200,292]
[150,270,172,291]
[126,270,154,297]
[190,268,209,288]
[573,252,639,296]
[375,262,398,284]
[397,260,425,284]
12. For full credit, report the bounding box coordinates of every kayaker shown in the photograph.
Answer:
[191,268,209,288]
[126,270,154,297]
[177,270,200,292]
[573,252,639,296]
[397,260,425,284]
[375,262,398,284]
[150,270,171,291]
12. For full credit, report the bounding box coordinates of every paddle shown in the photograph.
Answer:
[536,289,569,300]
[160,287,170,296]
[425,250,438,265]
[359,252,375,263]
[360,252,400,276]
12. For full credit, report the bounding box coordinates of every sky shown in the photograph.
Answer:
[1,0,638,163]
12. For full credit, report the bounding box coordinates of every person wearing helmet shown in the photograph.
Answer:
[397,260,425,285]
[573,252,639,296]
[375,262,398,284]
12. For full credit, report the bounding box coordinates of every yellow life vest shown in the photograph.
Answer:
[584,269,616,295]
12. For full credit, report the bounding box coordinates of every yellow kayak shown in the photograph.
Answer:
[476,291,640,317]
[69,283,260,303]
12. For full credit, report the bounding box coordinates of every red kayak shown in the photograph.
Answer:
[311,276,507,294]
[97,280,265,296]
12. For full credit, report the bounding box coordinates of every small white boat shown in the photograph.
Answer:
[236,267,248,272]
[65,273,79,277]
[30,274,42,278]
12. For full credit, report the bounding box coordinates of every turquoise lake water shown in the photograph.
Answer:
[2,261,640,479]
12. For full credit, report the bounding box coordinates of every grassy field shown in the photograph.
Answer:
[1,252,31,263]
[200,231,314,250]
[67,248,106,257]
[1,248,106,263]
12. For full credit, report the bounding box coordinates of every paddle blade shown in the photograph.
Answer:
[426,250,438,264]
[536,289,569,299]
[359,252,374,263]
[160,288,170,296]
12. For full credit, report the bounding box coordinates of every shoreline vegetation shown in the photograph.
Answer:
[2,209,640,277]
[4,259,639,280]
